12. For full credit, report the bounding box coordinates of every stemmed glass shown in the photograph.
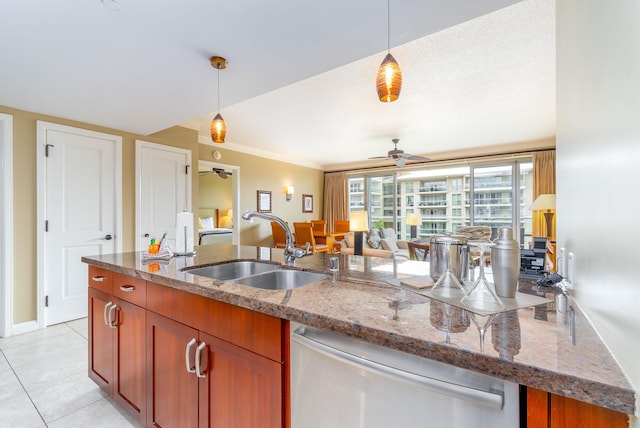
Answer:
[461,241,504,312]
[470,312,497,354]
[431,239,465,298]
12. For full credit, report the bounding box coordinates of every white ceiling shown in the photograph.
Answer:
[0,0,555,170]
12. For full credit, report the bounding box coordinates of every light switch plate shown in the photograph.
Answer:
[558,247,567,276]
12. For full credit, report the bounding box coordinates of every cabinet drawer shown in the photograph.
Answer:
[88,266,113,294]
[147,282,283,362]
[113,273,146,307]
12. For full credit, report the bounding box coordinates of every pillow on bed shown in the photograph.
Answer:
[198,217,204,229]
[201,216,214,229]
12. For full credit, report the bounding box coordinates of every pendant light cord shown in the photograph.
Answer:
[217,68,220,112]
[386,0,390,53]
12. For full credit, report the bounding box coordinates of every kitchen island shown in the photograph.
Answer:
[82,244,635,426]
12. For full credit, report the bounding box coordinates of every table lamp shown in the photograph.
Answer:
[406,213,421,240]
[349,211,369,256]
[530,194,556,240]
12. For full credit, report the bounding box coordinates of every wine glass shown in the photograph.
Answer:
[431,239,465,298]
[461,241,504,312]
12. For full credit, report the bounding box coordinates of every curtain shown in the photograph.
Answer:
[532,150,556,239]
[323,172,349,232]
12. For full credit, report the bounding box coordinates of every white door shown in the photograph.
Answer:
[136,140,191,252]
[38,122,122,326]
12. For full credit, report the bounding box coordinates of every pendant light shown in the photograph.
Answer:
[376,0,402,102]
[210,56,228,144]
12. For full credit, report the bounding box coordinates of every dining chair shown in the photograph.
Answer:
[293,222,329,253]
[271,221,288,249]
[310,220,327,236]
[407,241,430,261]
[333,220,350,241]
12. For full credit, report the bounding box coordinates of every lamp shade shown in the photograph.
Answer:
[376,53,402,102]
[530,194,556,211]
[406,213,421,226]
[210,113,227,144]
[350,211,369,232]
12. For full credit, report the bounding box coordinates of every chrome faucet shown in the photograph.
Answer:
[241,210,308,266]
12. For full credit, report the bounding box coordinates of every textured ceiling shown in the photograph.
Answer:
[0,0,554,170]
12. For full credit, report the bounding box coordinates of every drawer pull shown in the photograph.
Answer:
[119,285,135,292]
[92,275,105,282]
[107,304,118,329]
[185,338,197,374]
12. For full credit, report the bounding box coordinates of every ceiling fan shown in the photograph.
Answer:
[199,168,232,179]
[369,138,432,167]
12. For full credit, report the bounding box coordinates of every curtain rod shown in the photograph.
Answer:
[324,147,555,175]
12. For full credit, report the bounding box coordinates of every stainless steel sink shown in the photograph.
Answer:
[185,261,280,280]
[234,270,329,290]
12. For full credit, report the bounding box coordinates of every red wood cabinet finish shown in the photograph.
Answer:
[88,272,147,426]
[526,387,628,428]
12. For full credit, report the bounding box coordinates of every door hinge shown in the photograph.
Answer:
[45,220,49,232]
[45,295,49,307]
[185,164,190,175]
[45,144,54,157]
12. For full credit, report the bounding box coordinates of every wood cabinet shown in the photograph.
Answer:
[525,387,628,428]
[88,267,147,426]
[146,281,286,428]
[88,267,287,428]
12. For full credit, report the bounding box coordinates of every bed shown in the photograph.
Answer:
[198,208,233,245]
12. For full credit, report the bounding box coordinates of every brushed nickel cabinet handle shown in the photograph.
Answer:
[107,304,118,329]
[103,302,113,326]
[195,341,207,379]
[185,338,197,374]
[119,285,135,292]
[92,276,105,282]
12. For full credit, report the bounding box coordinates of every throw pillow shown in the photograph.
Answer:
[380,238,400,252]
[367,229,381,249]
[345,232,355,248]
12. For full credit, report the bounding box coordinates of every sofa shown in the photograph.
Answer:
[339,228,409,260]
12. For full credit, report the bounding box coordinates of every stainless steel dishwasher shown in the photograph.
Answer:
[290,325,519,428]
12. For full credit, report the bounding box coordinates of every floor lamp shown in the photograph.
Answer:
[530,194,556,240]
[350,211,368,256]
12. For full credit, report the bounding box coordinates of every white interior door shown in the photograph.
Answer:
[38,122,122,326]
[136,140,191,252]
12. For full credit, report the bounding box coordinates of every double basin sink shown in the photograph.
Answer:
[184,260,329,290]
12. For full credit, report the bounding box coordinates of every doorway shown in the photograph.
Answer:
[198,160,240,244]
[0,113,13,337]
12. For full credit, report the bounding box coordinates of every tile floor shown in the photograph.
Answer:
[0,319,139,428]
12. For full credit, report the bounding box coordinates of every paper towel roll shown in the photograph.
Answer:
[175,211,194,255]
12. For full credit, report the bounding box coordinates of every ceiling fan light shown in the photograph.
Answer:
[376,53,402,102]
[210,113,227,144]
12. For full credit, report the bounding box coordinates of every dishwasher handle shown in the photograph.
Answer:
[292,330,504,410]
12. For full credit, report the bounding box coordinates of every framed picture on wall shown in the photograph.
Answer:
[302,194,313,213]
[257,190,272,213]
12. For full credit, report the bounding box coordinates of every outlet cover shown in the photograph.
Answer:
[567,252,576,286]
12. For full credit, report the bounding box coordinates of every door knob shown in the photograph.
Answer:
[144,233,150,238]
[104,234,113,240]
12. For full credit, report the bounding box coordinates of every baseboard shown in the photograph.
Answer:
[11,320,40,336]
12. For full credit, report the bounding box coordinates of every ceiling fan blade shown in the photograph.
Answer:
[407,154,432,162]
[368,155,389,160]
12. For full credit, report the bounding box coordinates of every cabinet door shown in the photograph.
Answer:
[147,311,200,428]
[199,332,283,428]
[88,287,114,394]
[114,298,146,426]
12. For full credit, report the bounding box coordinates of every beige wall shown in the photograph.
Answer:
[1,105,324,325]
[197,145,325,247]
[557,1,639,424]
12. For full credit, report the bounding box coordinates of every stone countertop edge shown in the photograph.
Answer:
[81,248,636,415]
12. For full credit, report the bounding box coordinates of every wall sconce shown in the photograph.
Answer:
[284,185,295,201]
[349,211,369,256]
[406,213,421,240]
[530,193,556,240]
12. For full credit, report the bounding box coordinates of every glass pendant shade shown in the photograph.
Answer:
[210,113,227,144]
[376,53,402,102]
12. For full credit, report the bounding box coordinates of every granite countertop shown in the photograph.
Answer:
[82,244,635,415]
